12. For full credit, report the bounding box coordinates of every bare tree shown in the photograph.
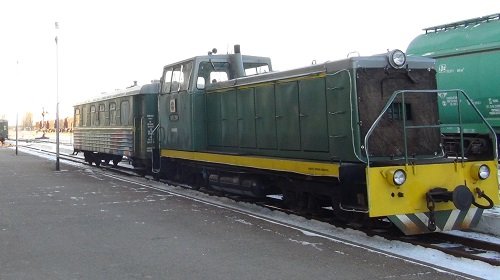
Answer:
[22,112,33,130]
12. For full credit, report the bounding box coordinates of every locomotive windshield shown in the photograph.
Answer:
[161,61,193,94]
[197,61,230,89]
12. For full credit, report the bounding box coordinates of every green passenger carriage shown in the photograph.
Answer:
[73,83,158,170]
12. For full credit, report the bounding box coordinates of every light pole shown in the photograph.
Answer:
[55,21,60,171]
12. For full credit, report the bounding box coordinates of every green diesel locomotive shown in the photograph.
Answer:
[155,46,498,234]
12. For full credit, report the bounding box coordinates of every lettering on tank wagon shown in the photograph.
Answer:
[438,64,465,74]
[438,92,459,107]
[438,92,481,107]
[486,98,500,115]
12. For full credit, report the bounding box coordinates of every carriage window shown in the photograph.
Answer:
[387,103,412,121]
[74,108,81,127]
[120,101,130,125]
[82,105,88,127]
[110,102,116,125]
[98,104,106,126]
[90,105,97,126]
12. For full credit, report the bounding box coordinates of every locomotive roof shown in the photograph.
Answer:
[406,13,500,57]
[207,53,434,90]
[74,82,159,106]
[162,54,272,69]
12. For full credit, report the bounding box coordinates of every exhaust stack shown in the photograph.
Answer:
[230,44,246,79]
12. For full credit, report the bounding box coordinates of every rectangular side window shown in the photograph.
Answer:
[90,105,97,125]
[162,61,193,93]
[162,69,173,94]
[98,104,106,126]
[82,105,88,127]
[74,108,81,127]
[110,102,116,125]
[120,100,130,126]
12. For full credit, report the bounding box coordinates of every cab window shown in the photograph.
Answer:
[162,61,193,94]
[244,63,270,76]
[196,61,230,89]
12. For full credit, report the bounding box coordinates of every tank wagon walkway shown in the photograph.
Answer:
[0,149,464,279]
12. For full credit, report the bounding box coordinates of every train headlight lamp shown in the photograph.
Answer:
[471,164,490,180]
[388,49,406,69]
[385,169,406,187]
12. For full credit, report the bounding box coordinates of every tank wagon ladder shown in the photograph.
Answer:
[424,13,500,34]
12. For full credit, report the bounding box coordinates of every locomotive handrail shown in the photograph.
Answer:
[364,89,498,166]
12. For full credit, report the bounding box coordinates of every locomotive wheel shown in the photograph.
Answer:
[282,190,298,208]
[112,156,122,167]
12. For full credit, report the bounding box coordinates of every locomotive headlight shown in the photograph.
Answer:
[471,164,490,180]
[385,169,406,187]
[388,49,406,69]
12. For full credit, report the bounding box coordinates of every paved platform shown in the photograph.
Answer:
[0,147,466,279]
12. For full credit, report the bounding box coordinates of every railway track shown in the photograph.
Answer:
[398,233,500,266]
[11,141,500,268]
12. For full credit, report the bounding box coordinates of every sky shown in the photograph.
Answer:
[0,0,498,124]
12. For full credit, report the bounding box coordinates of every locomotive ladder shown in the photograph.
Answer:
[364,89,497,166]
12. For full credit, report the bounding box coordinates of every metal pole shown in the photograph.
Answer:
[55,22,60,171]
[16,60,19,156]
[15,112,18,155]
